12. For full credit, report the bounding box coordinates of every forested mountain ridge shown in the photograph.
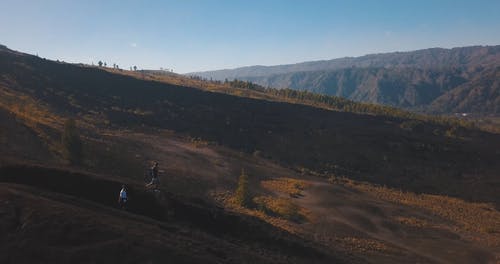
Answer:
[191,46,500,114]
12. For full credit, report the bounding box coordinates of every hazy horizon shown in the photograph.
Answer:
[2,0,500,73]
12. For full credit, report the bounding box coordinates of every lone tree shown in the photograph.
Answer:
[235,169,251,207]
[62,118,83,165]
[98,61,103,67]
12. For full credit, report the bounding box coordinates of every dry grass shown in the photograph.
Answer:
[213,191,300,234]
[188,136,210,148]
[253,196,304,221]
[334,177,500,247]
[212,177,312,232]
[254,177,312,221]
[0,86,63,129]
[261,177,310,198]
[395,216,432,228]
[0,85,66,155]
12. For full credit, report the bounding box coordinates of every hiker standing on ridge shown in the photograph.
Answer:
[146,161,160,189]
[118,185,128,209]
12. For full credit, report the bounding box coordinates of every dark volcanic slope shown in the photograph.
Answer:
[1,47,500,206]
[0,165,344,264]
[192,46,500,114]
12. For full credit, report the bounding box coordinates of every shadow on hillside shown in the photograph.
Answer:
[0,164,344,263]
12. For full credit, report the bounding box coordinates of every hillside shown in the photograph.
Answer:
[1,45,500,204]
[429,67,500,113]
[3,163,499,264]
[191,46,500,114]
[0,165,348,264]
[1,46,500,263]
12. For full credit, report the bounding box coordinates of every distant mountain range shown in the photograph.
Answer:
[190,46,500,114]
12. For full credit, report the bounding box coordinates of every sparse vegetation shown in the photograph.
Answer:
[335,178,500,247]
[234,169,251,207]
[250,177,310,221]
[261,178,309,198]
[339,237,399,254]
[0,85,65,156]
[214,190,300,234]
[189,136,210,148]
[395,216,432,228]
[253,196,302,221]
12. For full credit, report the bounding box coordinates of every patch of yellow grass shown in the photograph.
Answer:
[0,86,63,128]
[261,177,310,197]
[0,86,66,154]
[253,195,305,221]
[335,178,500,247]
[213,191,300,234]
[212,176,312,236]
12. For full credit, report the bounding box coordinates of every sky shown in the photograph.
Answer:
[1,0,500,73]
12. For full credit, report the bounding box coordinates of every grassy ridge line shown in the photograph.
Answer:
[104,68,476,130]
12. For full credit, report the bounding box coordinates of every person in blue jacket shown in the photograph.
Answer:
[118,185,128,209]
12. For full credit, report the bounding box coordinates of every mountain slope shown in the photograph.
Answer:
[191,46,500,78]
[245,67,469,108]
[1,46,500,263]
[429,67,500,113]
[1,45,499,206]
[191,46,500,114]
[0,165,345,264]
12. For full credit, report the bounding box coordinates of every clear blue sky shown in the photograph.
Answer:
[1,0,499,73]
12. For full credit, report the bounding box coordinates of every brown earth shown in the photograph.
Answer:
[0,165,349,264]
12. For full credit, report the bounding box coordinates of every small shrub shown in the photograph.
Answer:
[235,169,251,207]
[189,136,209,148]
